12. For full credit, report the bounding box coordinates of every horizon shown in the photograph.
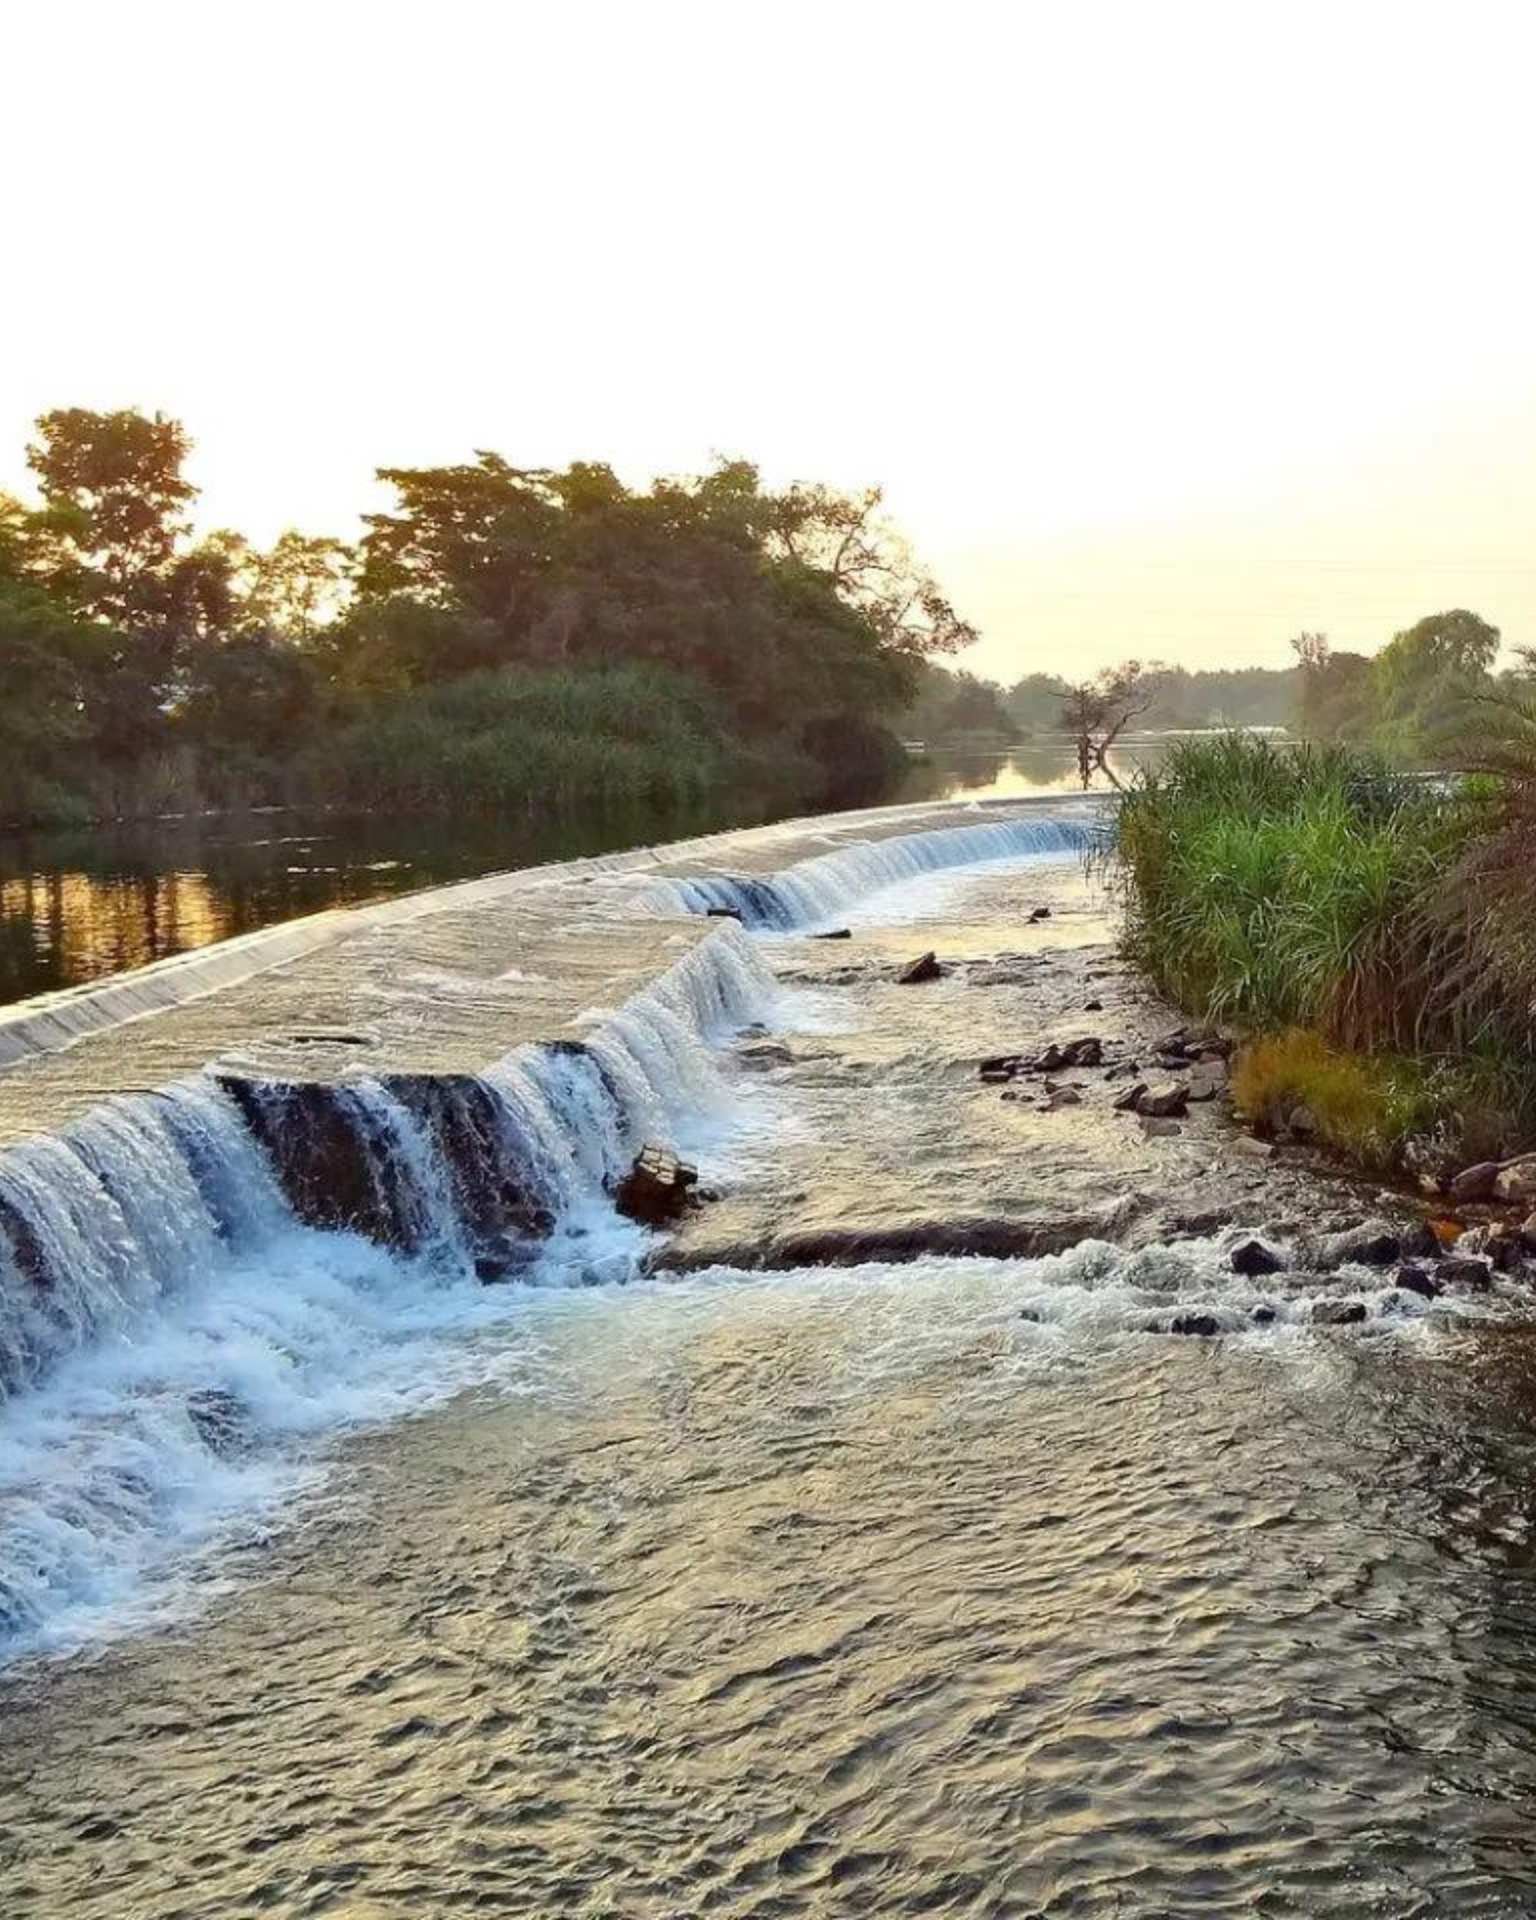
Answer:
[8,2,1536,680]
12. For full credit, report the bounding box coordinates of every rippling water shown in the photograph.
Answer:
[5,841,1536,1916]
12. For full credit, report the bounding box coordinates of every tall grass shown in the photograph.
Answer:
[1110,733,1535,1161]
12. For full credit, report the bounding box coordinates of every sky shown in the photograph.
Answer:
[6,0,1536,681]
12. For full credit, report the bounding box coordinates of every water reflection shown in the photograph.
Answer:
[0,737,1174,1009]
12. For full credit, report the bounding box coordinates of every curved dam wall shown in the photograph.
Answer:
[0,796,1102,1403]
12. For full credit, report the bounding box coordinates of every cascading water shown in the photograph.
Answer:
[0,921,778,1660]
[637,807,1101,927]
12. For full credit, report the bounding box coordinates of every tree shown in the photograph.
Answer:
[1059,661,1165,787]
[1371,609,1499,762]
[1291,632,1375,743]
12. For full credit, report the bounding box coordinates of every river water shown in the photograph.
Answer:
[3,825,1536,1916]
[0,740,1171,1009]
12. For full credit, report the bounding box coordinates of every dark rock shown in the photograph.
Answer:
[614,1145,699,1227]
[706,906,743,920]
[1251,1304,1277,1325]
[738,1041,795,1069]
[1113,1081,1149,1113]
[1139,1116,1183,1138]
[1141,1080,1190,1119]
[1230,1237,1284,1277]
[1394,1264,1441,1300]
[1433,1255,1493,1292]
[1520,1211,1536,1252]
[1234,1137,1276,1160]
[1186,1069,1225,1103]
[1314,1300,1368,1326]
[812,929,852,940]
[1017,1307,1042,1323]
[896,951,944,984]
[1287,1103,1318,1140]
[1450,1160,1502,1202]
[1085,998,1104,1012]
[1060,1036,1103,1068]
[1169,1312,1222,1337]
[1399,1221,1441,1261]
[978,1054,1026,1082]
[1029,906,1052,922]
[1324,1228,1401,1268]
[1042,1086,1083,1110]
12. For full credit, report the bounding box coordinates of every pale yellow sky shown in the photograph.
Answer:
[7,0,1535,679]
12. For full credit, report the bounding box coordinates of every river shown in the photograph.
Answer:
[2,814,1535,1915]
[0,739,1174,1009]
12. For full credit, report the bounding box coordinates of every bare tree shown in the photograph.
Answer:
[1059,660,1165,788]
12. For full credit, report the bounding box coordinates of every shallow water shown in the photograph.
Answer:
[4,836,1536,1916]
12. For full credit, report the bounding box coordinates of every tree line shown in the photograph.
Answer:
[0,408,976,828]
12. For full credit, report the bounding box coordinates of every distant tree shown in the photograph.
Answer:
[1291,632,1375,743]
[1060,660,1165,787]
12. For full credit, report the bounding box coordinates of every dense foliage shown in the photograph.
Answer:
[1111,734,1536,1167]
[0,410,974,827]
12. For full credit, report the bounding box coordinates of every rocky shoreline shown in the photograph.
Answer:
[654,858,1536,1330]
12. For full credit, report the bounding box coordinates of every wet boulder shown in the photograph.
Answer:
[896,951,944,985]
[1450,1160,1502,1203]
[1112,1081,1150,1113]
[615,1145,699,1227]
[1029,906,1052,923]
[812,929,852,940]
[1394,1264,1441,1300]
[1140,1080,1190,1119]
[705,906,744,921]
[1169,1312,1222,1337]
[1314,1299,1368,1326]
[1230,1237,1284,1277]
[1433,1255,1493,1292]
[1321,1226,1400,1269]
[1494,1155,1536,1205]
[1139,1116,1183,1138]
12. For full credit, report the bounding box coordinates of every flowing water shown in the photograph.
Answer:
[3,818,1535,1917]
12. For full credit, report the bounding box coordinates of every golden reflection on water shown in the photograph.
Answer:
[0,869,231,987]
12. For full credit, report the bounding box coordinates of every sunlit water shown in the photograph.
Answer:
[4,824,1530,1917]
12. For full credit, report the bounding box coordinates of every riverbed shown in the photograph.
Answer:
[2,824,1535,1916]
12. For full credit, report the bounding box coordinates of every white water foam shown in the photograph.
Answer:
[636,807,1103,929]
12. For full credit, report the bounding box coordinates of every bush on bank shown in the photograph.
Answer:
[1111,734,1536,1168]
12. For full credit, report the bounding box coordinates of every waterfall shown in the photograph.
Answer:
[635,809,1099,927]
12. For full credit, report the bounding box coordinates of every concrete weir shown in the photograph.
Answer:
[0,795,1097,1396]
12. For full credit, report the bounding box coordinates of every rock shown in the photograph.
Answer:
[1433,1255,1493,1291]
[1017,1307,1042,1323]
[1140,1080,1190,1119]
[1314,1300,1368,1326]
[1496,1156,1536,1204]
[1170,1312,1222,1336]
[1450,1161,1502,1202]
[1459,1223,1524,1270]
[1186,1068,1226,1103]
[186,1388,250,1456]
[1233,1137,1276,1160]
[614,1145,699,1227]
[979,1059,1024,1084]
[1085,998,1104,1012]
[1042,1086,1083,1110]
[1139,1116,1183,1138]
[1287,1103,1319,1140]
[1060,1037,1103,1068]
[812,928,852,940]
[896,951,943,985]
[706,906,743,920]
[1029,906,1052,922]
[1398,1221,1441,1260]
[1520,1212,1536,1252]
[1230,1237,1284,1277]
[1113,1081,1149,1113]
[1323,1228,1400,1268]
[738,1041,795,1069]
[1251,1304,1278,1325]
[1394,1264,1441,1300]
